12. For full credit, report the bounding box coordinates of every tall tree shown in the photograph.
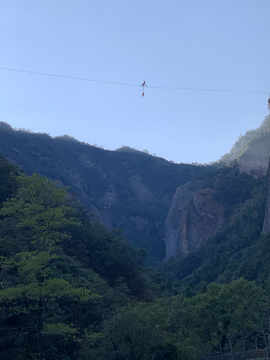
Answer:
[0,173,97,359]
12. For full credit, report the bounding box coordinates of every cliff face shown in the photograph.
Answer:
[165,116,270,259]
[165,180,225,260]
[237,134,270,179]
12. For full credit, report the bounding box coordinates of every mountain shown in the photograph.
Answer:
[0,121,204,263]
[1,115,270,268]
[2,158,269,360]
[164,177,225,260]
[164,115,270,261]
[2,117,270,359]
[160,115,270,292]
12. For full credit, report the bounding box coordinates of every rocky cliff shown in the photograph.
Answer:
[164,114,270,259]
[164,179,225,260]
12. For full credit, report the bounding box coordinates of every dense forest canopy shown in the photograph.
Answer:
[1,140,270,360]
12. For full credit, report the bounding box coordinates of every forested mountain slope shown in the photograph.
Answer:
[0,156,151,359]
[2,113,270,359]
[2,156,270,360]
[2,117,270,266]
[0,121,204,262]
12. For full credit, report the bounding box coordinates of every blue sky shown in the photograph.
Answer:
[0,0,269,164]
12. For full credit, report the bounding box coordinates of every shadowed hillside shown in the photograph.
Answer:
[0,121,205,262]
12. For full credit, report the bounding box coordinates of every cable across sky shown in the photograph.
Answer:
[0,66,269,94]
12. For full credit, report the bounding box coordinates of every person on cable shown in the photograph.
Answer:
[141,80,146,97]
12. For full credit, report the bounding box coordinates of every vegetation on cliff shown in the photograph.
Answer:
[162,164,268,287]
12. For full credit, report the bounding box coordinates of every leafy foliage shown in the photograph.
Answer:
[0,161,148,359]
[1,115,270,360]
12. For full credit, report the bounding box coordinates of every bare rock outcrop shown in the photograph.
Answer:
[220,116,270,179]
[238,139,270,179]
[164,180,224,260]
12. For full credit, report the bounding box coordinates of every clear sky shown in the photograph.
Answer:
[0,0,269,164]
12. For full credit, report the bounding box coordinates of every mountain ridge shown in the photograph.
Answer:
[0,121,204,262]
[1,116,270,264]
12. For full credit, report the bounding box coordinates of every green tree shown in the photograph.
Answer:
[0,154,20,206]
[0,173,97,359]
[93,302,170,360]
[189,279,264,354]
